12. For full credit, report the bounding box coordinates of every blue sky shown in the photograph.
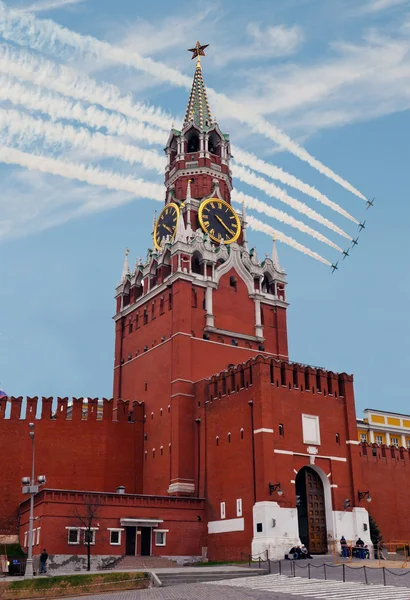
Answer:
[0,0,409,416]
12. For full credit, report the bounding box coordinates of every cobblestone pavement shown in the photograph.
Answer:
[272,558,410,588]
[209,573,410,598]
[64,573,410,600]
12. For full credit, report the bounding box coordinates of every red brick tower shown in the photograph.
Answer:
[113,44,289,498]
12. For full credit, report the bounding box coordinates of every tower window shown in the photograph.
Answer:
[186,132,199,153]
[230,276,237,290]
[143,310,148,325]
[216,436,219,446]
[228,432,231,443]
[168,292,172,310]
[279,424,284,437]
[128,319,133,334]
[240,428,244,440]
[336,433,340,444]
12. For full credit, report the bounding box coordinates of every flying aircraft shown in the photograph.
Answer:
[358,220,366,231]
[342,249,350,260]
[351,237,359,247]
[366,197,375,210]
[330,262,339,274]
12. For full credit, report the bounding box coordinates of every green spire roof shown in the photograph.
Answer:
[183,57,213,132]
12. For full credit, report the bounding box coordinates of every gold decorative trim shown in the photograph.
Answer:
[153,202,180,250]
[198,198,241,244]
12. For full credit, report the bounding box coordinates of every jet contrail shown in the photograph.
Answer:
[0,145,165,199]
[246,215,331,266]
[0,107,349,253]
[0,145,330,266]
[232,164,352,240]
[0,44,364,222]
[231,190,342,252]
[0,107,167,173]
[0,43,173,131]
[0,73,167,145]
[231,147,359,223]
[0,2,367,200]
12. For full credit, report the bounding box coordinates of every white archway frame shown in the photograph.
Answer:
[296,464,335,548]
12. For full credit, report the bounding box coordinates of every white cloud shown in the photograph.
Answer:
[0,167,138,241]
[18,0,85,13]
[112,7,216,58]
[234,29,410,133]
[360,0,409,13]
[217,22,303,65]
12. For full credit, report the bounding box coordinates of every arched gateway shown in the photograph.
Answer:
[295,467,328,554]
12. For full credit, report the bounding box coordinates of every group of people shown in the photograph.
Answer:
[287,545,313,560]
[340,536,370,559]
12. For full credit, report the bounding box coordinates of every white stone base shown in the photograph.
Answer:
[251,501,372,561]
[167,482,195,494]
[251,501,300,561]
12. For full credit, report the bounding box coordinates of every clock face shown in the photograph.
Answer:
[198,198,241,244]
[153,202,180,250]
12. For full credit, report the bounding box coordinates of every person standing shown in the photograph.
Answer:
[39,549,48,574]
[340,536,348,558]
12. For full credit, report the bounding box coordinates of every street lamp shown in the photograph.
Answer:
[22,423,46,579]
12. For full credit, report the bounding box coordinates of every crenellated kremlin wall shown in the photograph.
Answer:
[0,397,144,534]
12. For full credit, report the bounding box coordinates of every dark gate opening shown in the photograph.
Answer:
[295,467,327,554]
[140,527,151,556]
[125,526,136,556]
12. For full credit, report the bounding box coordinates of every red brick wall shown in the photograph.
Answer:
[0,398,143,534]
[19,490,205,557]
[360,444,410,542]
[196,357,363,560]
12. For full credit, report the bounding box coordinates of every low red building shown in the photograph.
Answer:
[0,50,406,568]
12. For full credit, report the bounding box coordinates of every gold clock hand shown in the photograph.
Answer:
[215,214,234,236]
[163,224,173,233]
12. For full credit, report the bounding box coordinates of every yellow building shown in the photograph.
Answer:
[357,409,410,448]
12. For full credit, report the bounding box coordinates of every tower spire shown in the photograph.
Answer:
[184,41,213,131]
[121,248,130,281]
[272,236,281,271]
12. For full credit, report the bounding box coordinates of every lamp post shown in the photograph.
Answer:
[22,423,46,579]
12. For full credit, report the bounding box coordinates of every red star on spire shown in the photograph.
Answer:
[188,41,209,60]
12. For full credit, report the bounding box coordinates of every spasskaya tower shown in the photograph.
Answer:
[113,42,288,496]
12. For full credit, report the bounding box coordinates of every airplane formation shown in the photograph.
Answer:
[330,198,374,274]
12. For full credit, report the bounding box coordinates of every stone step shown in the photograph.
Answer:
[157,570,266,586]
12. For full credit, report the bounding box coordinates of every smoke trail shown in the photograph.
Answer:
[0,108,167,173]
[246,215,331,266]
[232,164,352,240]
[0,73,167,145]
[0,44,365,220]
[0,146,165,199]
[231,147,359,223]
[0,145,331,266]
[231,190,342,252]
[0,43,172,131]
[0,3,367,200]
